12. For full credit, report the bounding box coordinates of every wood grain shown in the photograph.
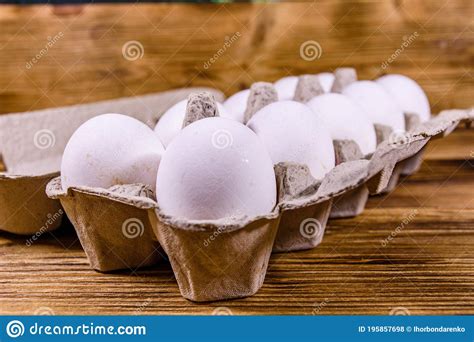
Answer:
[0,1,473,115]
[0,128,473,315]
[0,1,473,315]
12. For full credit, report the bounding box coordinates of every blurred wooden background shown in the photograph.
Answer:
[0,0,473,115]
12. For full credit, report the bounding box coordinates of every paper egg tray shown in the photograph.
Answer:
[0,87,224,235]
[329,110,473,219]
[44,107,471,302]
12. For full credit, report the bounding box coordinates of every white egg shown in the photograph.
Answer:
[317,72,335,93]
[61,113,164,192]
[342,81,405,131]
[376,74,431,122]
[222,89,250,124]
[274,76,298,101]
[306,93,377,155]
[154,99,233,147]
[247,101,335,180]
[156,117,276,220]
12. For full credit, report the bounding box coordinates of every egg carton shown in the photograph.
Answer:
[0,87,224,235]
[42,90,471,302]
[41,125,431,300]
[329,109,473,219]
[42,127,432,301]
[46,155,373,301]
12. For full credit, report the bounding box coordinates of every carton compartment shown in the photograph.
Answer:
[149,210,281,302]
[47,178,161,272]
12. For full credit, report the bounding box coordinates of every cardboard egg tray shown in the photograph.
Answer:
[0,87,224,235]
[1,85,472,302]
[45,107,471,302]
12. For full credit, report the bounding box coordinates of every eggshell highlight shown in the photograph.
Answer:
[376,74,431,122]
[274,76,298,101]
[61,113,165,192]
[306,93,377,155]
[156,117,277,220]
[247,100,335,179]
[342,81,405,131]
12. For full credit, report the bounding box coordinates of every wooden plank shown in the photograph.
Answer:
[0,129,473,315]
[0,1,473,115]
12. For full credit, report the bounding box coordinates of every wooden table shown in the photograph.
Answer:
[0,1,473,315]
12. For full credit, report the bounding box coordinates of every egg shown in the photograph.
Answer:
[61,113,164,192]
[306,93,377,155]
[274,76,299,101]
[154,99,233,147]
[317,72,335,93]
[222,89,250,124]
[156,117,277,220]
[376,74,431,122]
[342,80,405,131]
[247,100,335,179]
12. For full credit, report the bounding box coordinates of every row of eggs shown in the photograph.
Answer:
[61,73,430,221]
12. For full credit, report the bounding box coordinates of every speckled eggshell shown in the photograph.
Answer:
[317,72,335,93]
[247,100,335,180]
[222,89,250,124]
[306,93,377,155]
[156,117,277,220]
[61,113,165,192]
[154,99,233,147]
[342,80,405,131]
[274,76,298,101]
[376,74,431,122]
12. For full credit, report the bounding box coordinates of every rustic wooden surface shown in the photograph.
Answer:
[0,128,472,315]
[0,1,473,115]
[0,1,473,315]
